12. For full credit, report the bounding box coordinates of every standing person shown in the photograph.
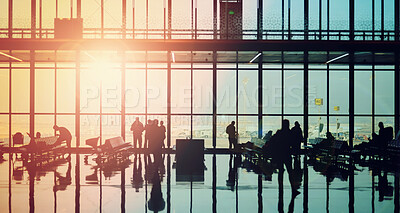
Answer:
[159,121,166,149]
[290,121,304,155]
[144,119,153,149]
[130,117,144,148]
[53,125,72,148]
[226,121,237,151]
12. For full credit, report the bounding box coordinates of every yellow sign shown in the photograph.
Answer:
[334,106,340,111]
[315,98,323,106]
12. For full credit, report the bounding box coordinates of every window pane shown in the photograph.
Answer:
[284,70,303,114]
[263,116,282,135]
[35,115,54,137]
[11,115,30,145]
[193,116,213,148]
[193,70,213,114]
[309,71,327,114]
[102,115,121,142]
[172,70,191,113]
[329,116,349,141]
[217,70,236,114]
[355,71,372,114]
[57,69,75,113]
[126,69,145,113]
[35,69,55,113]
[0,70,9,112]
[355,116,372,144]
[308,116,327,140]
[0,115,9,145]
[238,70,258,114]
[81,115,100,147]
[375,71,394,115]
[263,70,282,114]
[12,69,29,113]
[329,71,349,114]
[147,70,167,113]
[81,69,100,113]
[171,115,190,147]
[237,116,258,143]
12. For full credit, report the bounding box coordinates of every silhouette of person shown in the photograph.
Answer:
[53,125,72,148]
[147,170,165,212]
[144,119,153,149]
[226,121,237,151]
[148,120,163,168]
[131,154,144,192]
[290,121,303,155]
[131,117,144,148]
[377,171,393,202]
[159,121,166,148]
[272,120,301,197]
[226,154,236,191]
[315,132,335,150]
[54,156,72,192]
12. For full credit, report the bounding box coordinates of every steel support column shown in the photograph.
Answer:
[8,0,12,38]
[395,0,399,41]
[304,51,309,144]
[257,0,263,40]
[212,51,217,148]
[395,51,399,135]
[304,0,309,40]
[258,52,263,138]
[121,51,126,141]
[122,0,126,39]
[349,51,355,148]
[31,0,36,39]
[213,0,217,39]
[168,0,172,39]
[77,0,81,18]
[30,50,35,139]
[167,51,171,148]
[349,0,354,41]
[75,51,80,147]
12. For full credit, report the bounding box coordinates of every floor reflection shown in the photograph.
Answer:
[0,152,399,212]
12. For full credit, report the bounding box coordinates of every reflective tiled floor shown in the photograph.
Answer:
[0,153,399,212]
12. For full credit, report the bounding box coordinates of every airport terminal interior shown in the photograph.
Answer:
[0,0,399,212]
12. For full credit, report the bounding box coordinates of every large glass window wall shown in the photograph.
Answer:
[0,50,398,149]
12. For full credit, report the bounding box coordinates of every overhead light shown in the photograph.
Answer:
[249,52,261,63]
[0,51,23,62]
[171,52,175,63]
[326,53,349,64]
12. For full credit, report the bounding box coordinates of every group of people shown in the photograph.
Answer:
[130,118,166,163]
[226,119,304,155]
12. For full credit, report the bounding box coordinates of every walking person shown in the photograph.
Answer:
[131,117,144,148]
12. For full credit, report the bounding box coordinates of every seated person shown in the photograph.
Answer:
[314,132,335,150]
[53,125,72,148]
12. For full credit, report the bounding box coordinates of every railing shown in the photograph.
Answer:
[0,28,397,41]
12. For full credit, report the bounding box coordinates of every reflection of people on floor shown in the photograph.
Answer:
[290,121,303,155]
[53,125,72,148]
[147,169,165,212]
[131,154,144,192]
[131,117,144,148]
[148,119,165,169]
[226,154,240,191]
[53,156,72,192]
[226,121,237,151]
[377,171,393,202]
